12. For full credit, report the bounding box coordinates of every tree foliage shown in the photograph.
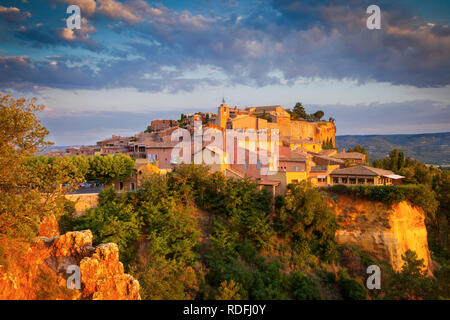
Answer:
[275,181,338,262]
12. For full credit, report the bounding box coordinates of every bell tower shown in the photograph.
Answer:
[215,99,229,129]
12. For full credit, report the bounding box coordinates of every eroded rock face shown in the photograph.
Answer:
[0,229,140,300]
[329,194,432,272]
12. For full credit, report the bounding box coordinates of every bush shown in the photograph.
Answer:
[276,181,338,262]
[290,272,321,300]
[338,278,368,300]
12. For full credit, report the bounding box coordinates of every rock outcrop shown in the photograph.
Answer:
[0,228,140,300]
[329,194,432,272]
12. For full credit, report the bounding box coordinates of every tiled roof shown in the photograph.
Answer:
[313,155,345,164]
[145,141,180,148]
[333,152,365,160]
[290,139,320,144]
[310,166,328,172]
[330,166,394,176]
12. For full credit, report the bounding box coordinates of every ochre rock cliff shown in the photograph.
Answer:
[329,194,432,272]
[0,224,140,300]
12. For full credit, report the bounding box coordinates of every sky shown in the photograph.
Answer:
[0,0,449,145]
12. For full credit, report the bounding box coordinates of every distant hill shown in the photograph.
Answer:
[335,132,450,166]
[37,146,78,155]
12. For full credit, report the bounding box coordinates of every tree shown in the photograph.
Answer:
[144,125,154,133]
[322,137,334,150]
[88,154,135,185]
[398,151,405,170]
[312,110,324,121]
[291,102,308,120]
[178,113,188,128]
[389,149,399,172]
[216,280,241,300]
[385,250,435,299]
[275,181,338,262]
[338,278,368,300]
[290,272,321,300]
[0,94,69,240]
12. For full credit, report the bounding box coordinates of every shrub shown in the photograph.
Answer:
[338,278,368,300]
[290,272,321,300]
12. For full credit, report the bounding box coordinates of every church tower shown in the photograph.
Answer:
[215,98,229,129]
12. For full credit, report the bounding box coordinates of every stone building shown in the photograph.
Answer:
[329,166,404,186]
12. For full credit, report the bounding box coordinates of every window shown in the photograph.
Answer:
[119,182,123,191]
[342,178,348,184]
[294,166,298,172]
[350,178,357,184]
[291,179,298,184]
[358,178,365,184]
[243,161,247,170]
[131,183,135,191]
[367,178,374,184]
[257,160,261,169]
[333,177,339,184]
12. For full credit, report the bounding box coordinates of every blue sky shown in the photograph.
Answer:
[0,0,449,145]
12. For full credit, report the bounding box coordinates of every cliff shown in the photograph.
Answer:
[0,221,140,300]
[328,194,432,272]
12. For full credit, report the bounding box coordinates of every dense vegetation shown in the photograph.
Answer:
[1,94,448,300]
[61,165,449,300]
[25,154,135,187]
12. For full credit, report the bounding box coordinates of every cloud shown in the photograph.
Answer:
[0,6,31,23]
[15,18,101,51]
[46,0,164,24]
[2,0,450,92]
[46,0,97,16]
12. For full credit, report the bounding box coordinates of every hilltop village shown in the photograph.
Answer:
[49,103,404,195]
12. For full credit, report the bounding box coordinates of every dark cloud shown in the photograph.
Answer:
[14,19,102,51]
[1,0,449,91]
[0,6,31,23]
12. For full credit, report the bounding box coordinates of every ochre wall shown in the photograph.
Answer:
[65,193,99,216]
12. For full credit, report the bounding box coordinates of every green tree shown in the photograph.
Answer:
[398,151,405,170]
[88,154,135,185]
[290,272,321,300]
[275,181,338,262]
[389,149,399,171]
[312,110,324,121]
[385,250,435,299]
[0,94,70,240]
[338,278,368,300]
[291,102,308,120]
[216,280,241,300]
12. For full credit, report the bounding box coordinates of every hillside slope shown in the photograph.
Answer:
[335,132,450,165]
